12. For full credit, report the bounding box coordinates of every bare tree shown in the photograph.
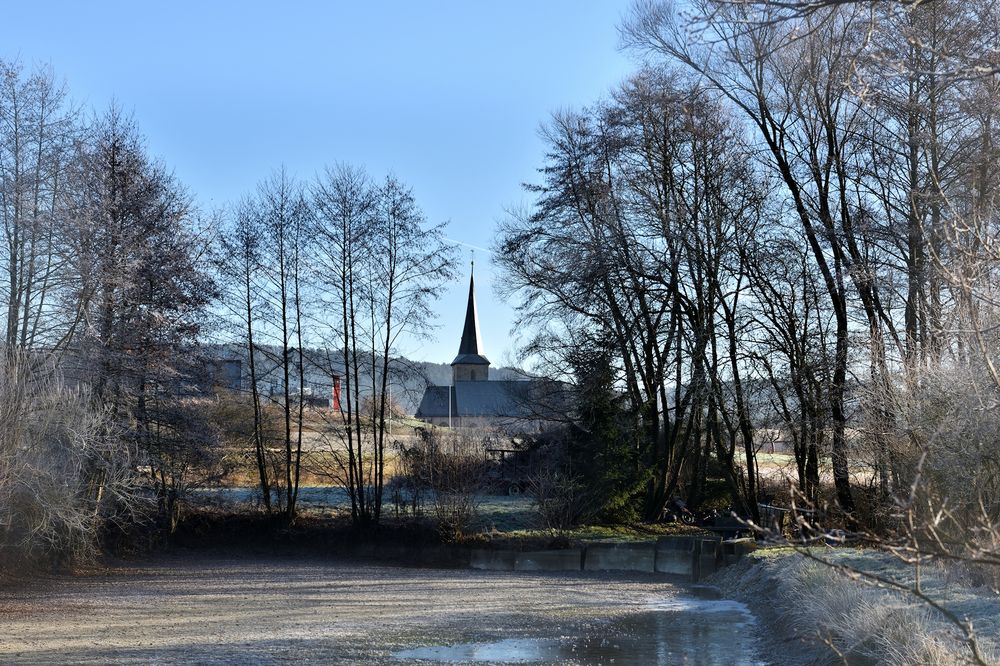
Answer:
[364,175,455,523]
[702,0,1000,79]
[0,59,78,352]
[310,163,374,525]
[217,199,273,513]
[745,232,833,504]
[250,169,311,523]
[309,165,455,528]
[622,1,888,518]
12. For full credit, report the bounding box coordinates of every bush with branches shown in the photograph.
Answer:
[394,427,488,540]
[0,352,142,567]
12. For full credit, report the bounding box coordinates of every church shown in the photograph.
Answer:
[414,267,556,430]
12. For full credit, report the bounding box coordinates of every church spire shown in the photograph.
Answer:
[458,262,482,356]
[452,262,490,381]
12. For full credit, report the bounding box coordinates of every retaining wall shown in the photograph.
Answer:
[654,537,695,576]
[465,536,755,580]
[584,542,656,572]
[513,549,584,571]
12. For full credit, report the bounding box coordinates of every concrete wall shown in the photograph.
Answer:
[470,549,515,571]
[514,549,583,571]
[373,536,754,580]
[694,538,720,581]
[584,543,656,572]
[721,538,756,566]
[655,537,696,576]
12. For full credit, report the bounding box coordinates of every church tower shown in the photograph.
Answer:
[451,264,490,382]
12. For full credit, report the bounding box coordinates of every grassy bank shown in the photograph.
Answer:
[709,548,1000,665]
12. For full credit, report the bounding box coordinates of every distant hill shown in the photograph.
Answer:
[203,343,530,414]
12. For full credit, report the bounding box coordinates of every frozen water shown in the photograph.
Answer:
[393,593,767,665]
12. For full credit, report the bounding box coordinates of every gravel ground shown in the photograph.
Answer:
[0,554,745,665]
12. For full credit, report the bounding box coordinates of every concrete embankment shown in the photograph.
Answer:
[464,535,756,580]
[324,533,757,580]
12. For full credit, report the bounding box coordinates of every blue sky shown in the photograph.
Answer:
[1,1,636,366]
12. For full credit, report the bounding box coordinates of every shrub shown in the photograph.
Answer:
[0,352,142,567]
[528,469,597,529]
[395,427,488,540]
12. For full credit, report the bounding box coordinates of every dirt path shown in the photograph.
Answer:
[0,554,704,665]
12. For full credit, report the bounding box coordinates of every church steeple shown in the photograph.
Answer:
[451,263,490,382]
[458,264,483,356]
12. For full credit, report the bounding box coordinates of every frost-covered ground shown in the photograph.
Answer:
[709,548,1000,665]
[192,488,537,531]
[0,555,767,665]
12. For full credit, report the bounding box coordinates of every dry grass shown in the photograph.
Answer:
[220,448,406,488]
[783,560,965,664]
[710,548,1000,665]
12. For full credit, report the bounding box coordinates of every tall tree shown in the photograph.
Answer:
[310,163,372,525]
[0,60,77,352]
[64,106,216,527]
[365,174,455,523]
[253,169,310,523]
[218,198,272,513]
[623,2,875,516]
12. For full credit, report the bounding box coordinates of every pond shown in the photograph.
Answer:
[394,595,764,665]
[0,557,770,665]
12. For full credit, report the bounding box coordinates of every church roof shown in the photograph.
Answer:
[415,380,541,419]
[452,266,490,366]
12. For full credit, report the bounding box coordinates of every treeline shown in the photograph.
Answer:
[0,60,455,566]
[498,0,1000,532]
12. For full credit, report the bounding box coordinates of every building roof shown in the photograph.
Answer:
[415,380,548,420]
[452,266,490,367]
